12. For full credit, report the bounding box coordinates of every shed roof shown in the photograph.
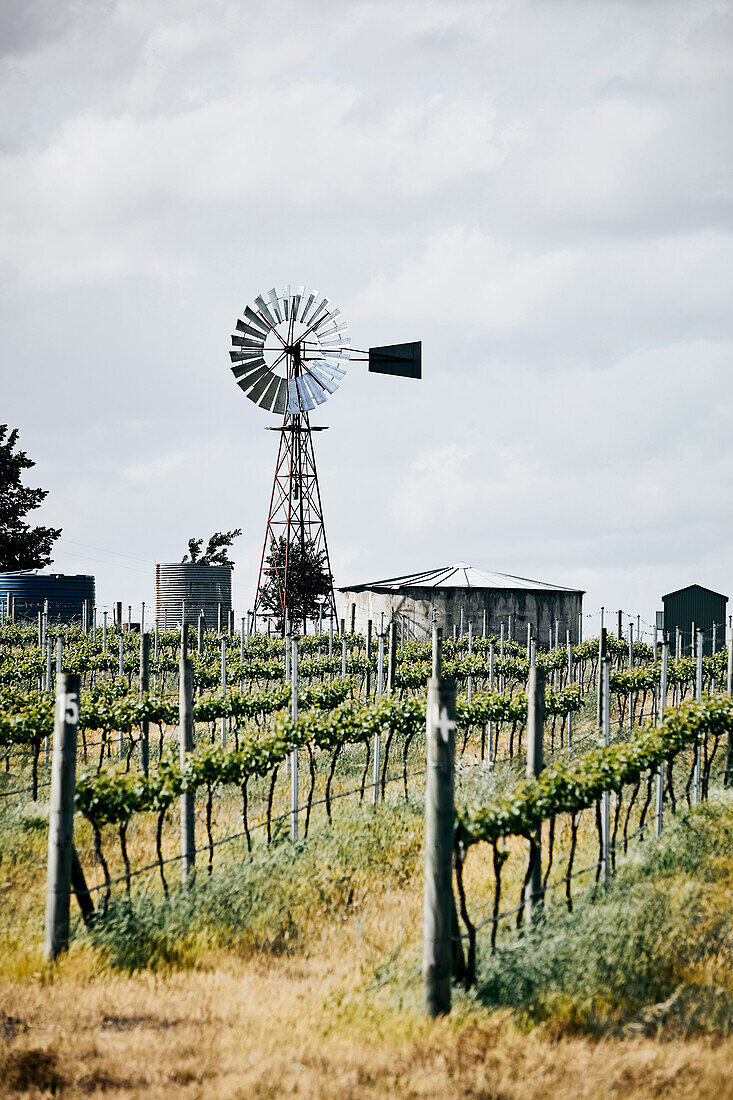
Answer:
[662,583,728,602]
[339,562,584,594]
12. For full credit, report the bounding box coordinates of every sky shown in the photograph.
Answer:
[1,0,732,637]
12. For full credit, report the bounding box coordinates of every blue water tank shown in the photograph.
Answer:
[0,572,96,624]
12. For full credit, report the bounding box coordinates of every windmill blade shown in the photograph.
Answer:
[307,357,347,380]
[280,285,290,320]
[236,319,268,340]
[318,336,351,349]
[257,374,282,411]
[255,295,278,330]
[299,289,318,324]
[315,321,348,341]
[232,358,266,382]
[308,298,332,330]
[321,349,351,363]
[248,370,276,404]
[292,285,304,320]
[237,364,270,393]
[243,307,269,335]
[272,377,288,414]
[311,307,340,334]
[301,374,327,405]
[267,288,283,324]
[305,363,339,394]
[286,379,302,414]
[295,377,316,411]
[230,348,266,363]
[231,335,265,349]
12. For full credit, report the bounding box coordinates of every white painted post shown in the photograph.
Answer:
[459,605,464,637]
[422,664,455,1018]
[154,619,159,659]
[102,611,107,653]
[341,634,347,680]
[44,673,80,960]
[291,639,299,841]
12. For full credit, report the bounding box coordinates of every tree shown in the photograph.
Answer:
[258,536,333,633]
[181,529,241,566]
[0,425,61,571]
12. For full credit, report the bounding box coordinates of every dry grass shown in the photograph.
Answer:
[2,948,733,1099]
[2,703,733,1097]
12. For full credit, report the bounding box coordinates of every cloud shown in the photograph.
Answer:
[2,0,732,628]
[122,451,187,482]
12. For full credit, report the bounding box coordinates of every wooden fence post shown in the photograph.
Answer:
[601,657,612,884]
[387,622,397,694]
[694,629,703,804]
[596,627,607,737]
[655,641,668,836]
[365,619,372,699]
[724,631,733,788]
[139,632,150,776]
[220,637,227,748]
[291,639,299,841]
[423,668,456,1018]
[524,663,544,924]
[179,629,195,883]
[44,673,80,960]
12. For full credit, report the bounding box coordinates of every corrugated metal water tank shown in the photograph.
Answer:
[155,563,232,629]
[0,572,95,624]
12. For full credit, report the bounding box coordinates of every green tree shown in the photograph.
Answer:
[181,529,241,566]
[0,425,61,571]
[259,536,332,633]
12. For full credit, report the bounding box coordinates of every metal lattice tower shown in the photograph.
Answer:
[255,410,336,627]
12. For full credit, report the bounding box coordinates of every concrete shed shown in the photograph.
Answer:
[338,563,584,646]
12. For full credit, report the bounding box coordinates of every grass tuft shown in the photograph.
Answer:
[474,794,733,1036]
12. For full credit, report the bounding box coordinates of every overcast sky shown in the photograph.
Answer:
[2,0,731,634]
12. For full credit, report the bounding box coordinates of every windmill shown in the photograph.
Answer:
[228,285,421,633]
